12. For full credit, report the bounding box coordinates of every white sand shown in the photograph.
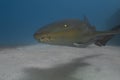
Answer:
[0,44,120,80]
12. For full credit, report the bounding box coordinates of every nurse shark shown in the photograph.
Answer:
[34,17,120,47]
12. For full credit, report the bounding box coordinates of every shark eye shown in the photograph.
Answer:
[64,24,68,28]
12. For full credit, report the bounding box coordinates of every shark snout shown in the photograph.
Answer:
[34,32,52,42]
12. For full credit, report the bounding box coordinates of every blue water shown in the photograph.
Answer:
[0,0,120,46]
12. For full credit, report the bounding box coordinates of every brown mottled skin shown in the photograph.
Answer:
[34,17,120,47]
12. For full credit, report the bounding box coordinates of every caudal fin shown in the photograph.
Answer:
[95,25,120,46]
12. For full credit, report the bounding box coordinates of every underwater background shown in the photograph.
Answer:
[0,0,120,46]
[0,1,120,80]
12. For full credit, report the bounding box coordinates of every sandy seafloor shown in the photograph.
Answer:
[0,44,120,80]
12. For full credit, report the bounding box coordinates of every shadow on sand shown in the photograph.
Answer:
[19,54,101,80]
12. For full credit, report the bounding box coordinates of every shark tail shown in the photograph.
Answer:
[95,25,120,46]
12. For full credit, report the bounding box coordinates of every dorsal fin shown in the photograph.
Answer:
[83,16,91,26]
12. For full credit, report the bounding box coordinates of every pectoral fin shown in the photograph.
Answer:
[95,35,114,46]
[95,25,120,46]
